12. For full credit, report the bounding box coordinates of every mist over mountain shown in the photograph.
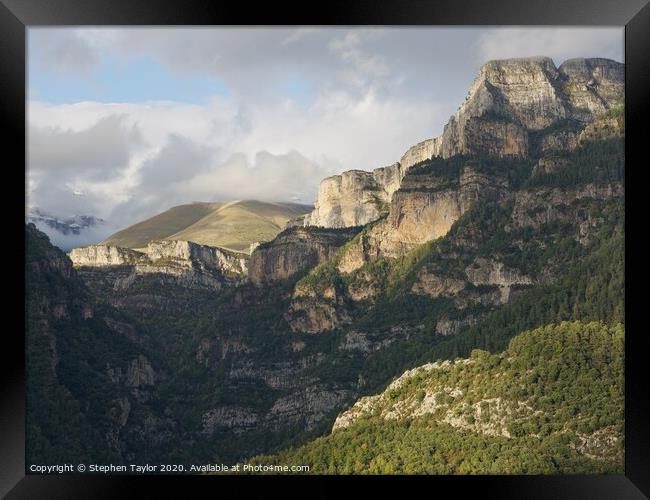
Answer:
[27,208,116,251]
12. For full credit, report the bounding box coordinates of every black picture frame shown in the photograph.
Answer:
[2,0,648,497]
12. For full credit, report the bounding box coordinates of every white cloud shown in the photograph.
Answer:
[27,88,441,228]
[29,114,143,178]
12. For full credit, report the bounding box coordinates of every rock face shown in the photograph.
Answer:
[508,183,624,232]
[201,406,260,435]
[439,57,623,159]
[143,240,246,276]
[248,226,361,285]
[265,387,353,432]
[303,166,400,228]
[68,245,145,266]
[304,57,623,231]
[285,285,352,334]
[411,265,466,297]
[337,165,509,273]
[465,257,533,304]
[400,138,442,172]
[69,239,247,292]
[558,58,624,120]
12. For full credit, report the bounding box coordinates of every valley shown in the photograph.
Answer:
[25,56,625,474]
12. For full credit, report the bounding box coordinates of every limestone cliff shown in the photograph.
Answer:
[248,226,361,285]
[400,137,442,172]
[337,164,509,273]
[69,239,247,292]
[304,57,623,230]
[303,166,399,228]
[68,245,146,266]
[439,57,623,159]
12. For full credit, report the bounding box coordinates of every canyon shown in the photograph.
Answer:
[27,56,625,473]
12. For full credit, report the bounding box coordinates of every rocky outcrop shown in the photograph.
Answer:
[285,285,352,334]
[228,354,324,390]
[338,325,421,354]
[303,166,399,228]
[411,265,466,297]
[436,314,484,336]
[465,257,533,288]
[464,257,533,303]
[558,58,624,121]
[69,239,248,292]
[400,137,442,172]
[144,240,246,276]
[201,385,353,434]
[195,336,252,368]
[439,57,623,159]
[303,143,446,229]
[126,355,156,388]
[248,226,360,285]
[68,245,145,266]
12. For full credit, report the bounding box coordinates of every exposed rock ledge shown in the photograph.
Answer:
[68,245,145,266]
[69,240,247,291]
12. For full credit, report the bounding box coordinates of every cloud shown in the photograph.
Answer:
[104,147,333,227]
[281,28,317,46]
[28,114,143,180]
[30,218,118,252]
[27,87,441,225]
[29,29,101,77]
[183,149,333,204]
[137,134,214,187]
[476,27,624,66]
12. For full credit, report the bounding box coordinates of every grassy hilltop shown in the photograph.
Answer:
[102,200,312,252]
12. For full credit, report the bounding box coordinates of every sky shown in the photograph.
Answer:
[27,26,624,236]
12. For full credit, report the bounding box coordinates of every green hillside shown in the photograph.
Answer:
[102,200,312,252]
[250,321,624,474]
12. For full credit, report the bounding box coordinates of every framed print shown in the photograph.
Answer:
[2,0,649,497]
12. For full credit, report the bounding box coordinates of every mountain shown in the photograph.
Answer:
[25,224,167,463]
[26,208,112,251]
[101,200,313,252]
[304,57,623,229]
[26,56,625,473]
[253,322,624,474]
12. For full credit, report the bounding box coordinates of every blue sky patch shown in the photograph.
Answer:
[29,53,229,104]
